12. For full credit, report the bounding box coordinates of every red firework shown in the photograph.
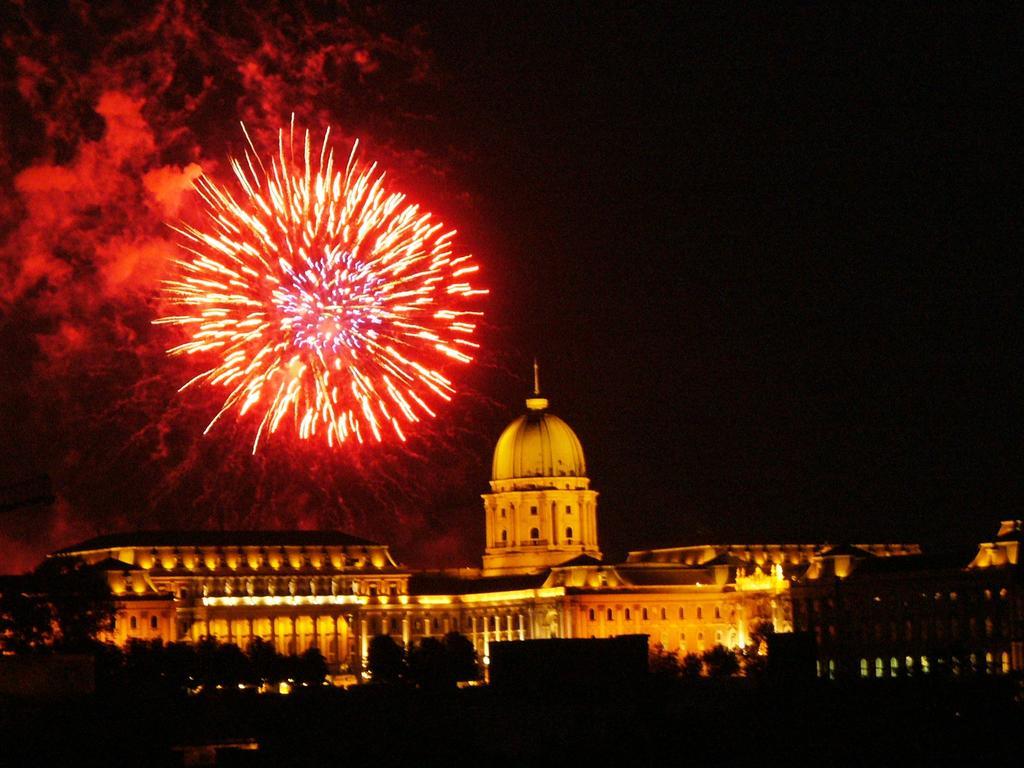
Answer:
[157,123,487,452]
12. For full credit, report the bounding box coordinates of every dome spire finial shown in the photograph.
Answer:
[525,358,548,411]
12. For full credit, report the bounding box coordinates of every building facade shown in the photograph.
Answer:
[51,387,1023,679]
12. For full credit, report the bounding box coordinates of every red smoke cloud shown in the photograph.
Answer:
[0,2,493,573]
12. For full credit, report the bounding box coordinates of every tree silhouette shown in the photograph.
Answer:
[702,644,740,678]
[681,652,704,679]
[408,633,479,690]
[367,634,405,684]
[649,642,681,678]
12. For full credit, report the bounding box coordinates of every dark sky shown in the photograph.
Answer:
[425,3,1021,554]
[1,3,1020,570]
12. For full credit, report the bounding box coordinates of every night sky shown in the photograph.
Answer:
[1,3,1020,572]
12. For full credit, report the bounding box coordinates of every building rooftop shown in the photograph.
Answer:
[409,571,550,596]
[52,530,380,555]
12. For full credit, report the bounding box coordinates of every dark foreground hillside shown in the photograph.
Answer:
[1,678,1020,767]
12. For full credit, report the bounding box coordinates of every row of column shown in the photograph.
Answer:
[190,606,561,669]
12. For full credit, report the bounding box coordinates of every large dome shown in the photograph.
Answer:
[491,396,586,481]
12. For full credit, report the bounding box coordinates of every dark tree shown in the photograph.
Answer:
[213,642,251,687]
[649,642,680,678]
[702,644,740,678]
[408,633,478,690]
[248,636,282,684]
[681,652,704,679]
[741,621,773,677]
[296,646,329,685]
[0,578,54,652]
[408,636,445,689]
[442,632,479,684]
[32,557,117,650]
[367,634,406,684]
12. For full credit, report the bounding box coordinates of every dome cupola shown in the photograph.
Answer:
[482,362,601,575]
[491,362,586,487]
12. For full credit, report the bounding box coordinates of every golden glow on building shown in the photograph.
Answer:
[49,381,1024,679]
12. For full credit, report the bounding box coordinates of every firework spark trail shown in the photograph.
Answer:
[157,123,487,452]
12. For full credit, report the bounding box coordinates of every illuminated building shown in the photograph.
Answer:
[50,382,1023,679]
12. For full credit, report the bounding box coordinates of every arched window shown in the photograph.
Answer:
[501,529,508,542]
[860,659,869,678]
[1001,652,1010,674]
[678,607,685,620]
[714,606,721,619]
[501,507,506,518]
[606,608,613,621]
[625,608,631,620]
[565,527,573,540]
[875,658,884,678]
[921,656,930,674]
[890,657,899,677]
[696,606,703,620]
[985,652,994,674]
[530,527,540,540]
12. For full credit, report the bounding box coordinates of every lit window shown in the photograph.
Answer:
[828,660,836,680]
[875,658,884,678]
[530,528,540,540]
[890,657,898,677]
[860,659,869,678]
[985,652,994,674]
[905,656,914,676]
[1001,652,1010,674]
[921,656,930,674]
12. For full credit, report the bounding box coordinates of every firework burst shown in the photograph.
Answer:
[157,123,487,452]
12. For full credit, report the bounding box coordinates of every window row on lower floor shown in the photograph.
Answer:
[852,651,1012,679]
